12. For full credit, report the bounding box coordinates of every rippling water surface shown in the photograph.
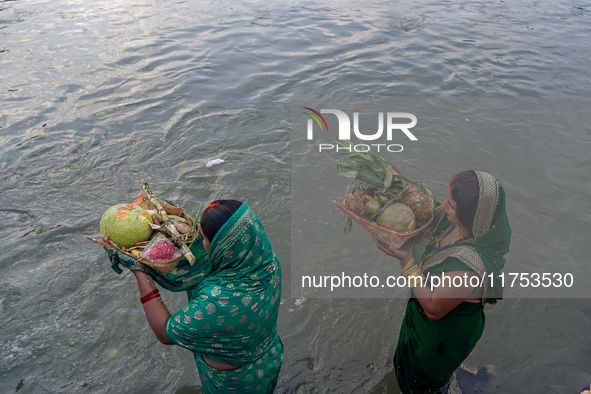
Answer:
[1,0,591,392]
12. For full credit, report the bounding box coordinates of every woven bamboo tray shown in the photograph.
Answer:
[331,199,435,249]
[86,231,198,274]
[88,185,201,275]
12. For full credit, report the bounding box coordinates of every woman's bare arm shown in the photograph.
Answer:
[411,271,475,320]
[131,270,173,345]
[372,236,476,320]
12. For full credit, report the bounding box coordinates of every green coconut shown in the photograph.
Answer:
[376,203,416,234]
[100,203,153,248]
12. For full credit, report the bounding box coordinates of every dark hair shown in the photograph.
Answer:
[200,200,243,241]
[450,171,479,236]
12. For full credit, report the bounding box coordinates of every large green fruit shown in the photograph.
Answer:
[376,203,416,234]
[100,204,153,248]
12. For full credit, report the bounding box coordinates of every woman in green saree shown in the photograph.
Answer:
[374,171,511,394]
[127,200,283,393]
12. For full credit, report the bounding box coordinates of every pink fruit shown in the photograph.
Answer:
[144,242,176,261]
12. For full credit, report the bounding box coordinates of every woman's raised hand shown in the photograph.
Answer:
[372,236,412,265]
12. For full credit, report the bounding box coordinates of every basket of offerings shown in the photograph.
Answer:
[330,140,437,249]
[86,183,201,274]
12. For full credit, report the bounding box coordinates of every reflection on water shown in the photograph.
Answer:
[1,0,591,392]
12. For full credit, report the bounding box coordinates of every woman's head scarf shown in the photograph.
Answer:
[420,171,511,304]
[470,171,511,302]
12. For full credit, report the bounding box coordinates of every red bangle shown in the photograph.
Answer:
[141,292,160,304]
[141,289,160,304]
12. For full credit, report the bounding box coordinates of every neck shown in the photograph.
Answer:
[456,224,471,238]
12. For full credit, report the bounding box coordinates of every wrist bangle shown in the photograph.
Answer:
[401,258,415,273]
[141,293,160,304]
[401,263,415,275]
[140,289,160,304]
[141,292,160,304]
[401,261,418,276]
[402,265,425,280]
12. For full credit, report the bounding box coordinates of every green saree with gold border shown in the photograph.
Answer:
[395,172,511,393]
[163,204,284,393]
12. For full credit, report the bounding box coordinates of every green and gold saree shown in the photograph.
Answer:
[109,203,284,394]
[106,203,283,392]
[395,171,511,393]
[163,203,283,393]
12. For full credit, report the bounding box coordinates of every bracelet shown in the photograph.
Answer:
[401,261,418,277]
[402,264,419,276]
[140,289,160,304]
[141,293,160,304]
[401,258,416,275]
[401,263,426,288]
[402,265,423,279]
[404,267,419,277]
[141,292,160,304]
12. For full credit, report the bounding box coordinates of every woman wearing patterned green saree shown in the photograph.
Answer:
[374,171,511,394]
[124,200,283,393]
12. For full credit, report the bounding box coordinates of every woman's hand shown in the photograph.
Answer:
[372,236,412,266]
[130,265,149,279]
[131,267,173,345]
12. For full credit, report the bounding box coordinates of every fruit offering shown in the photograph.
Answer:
[87,182,203,274]
[141,234,181,262]
[399,184,434,221]
[330,140,436,247]
[338,194,366,218]
[364,199,382,215]
[99,204,153,248]
[376,203,416,234]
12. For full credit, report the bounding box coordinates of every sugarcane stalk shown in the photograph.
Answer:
[167,215,188,223]
[141,182,196,265]
[192,203,203,234]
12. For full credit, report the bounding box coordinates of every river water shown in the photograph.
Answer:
[1,0,590,393]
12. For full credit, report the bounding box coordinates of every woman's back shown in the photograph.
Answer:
[164,201,284,393]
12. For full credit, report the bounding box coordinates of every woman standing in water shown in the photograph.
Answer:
[374,171,511,393]
[125,200,283,393]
